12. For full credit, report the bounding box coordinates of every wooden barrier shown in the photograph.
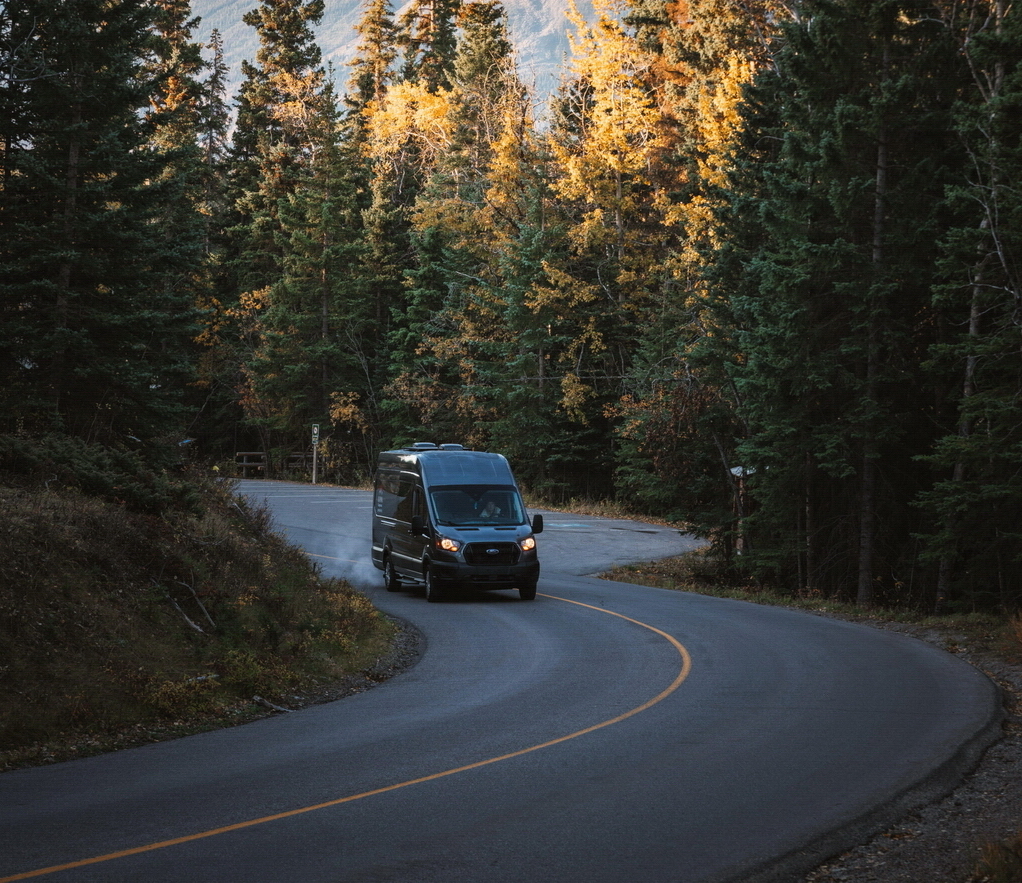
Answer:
[236,452,265,478]
[235,451,312,478]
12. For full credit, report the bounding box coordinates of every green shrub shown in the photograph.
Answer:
[0,433,199,514]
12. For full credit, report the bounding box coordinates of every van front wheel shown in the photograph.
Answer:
[519,582,538,601]
[424,566,443,603]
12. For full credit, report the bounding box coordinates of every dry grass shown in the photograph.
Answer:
[603,549,1016,656]
[0,472,394,771]
[971,831,1022,883]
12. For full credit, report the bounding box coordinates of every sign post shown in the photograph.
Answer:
[311,423,320,485]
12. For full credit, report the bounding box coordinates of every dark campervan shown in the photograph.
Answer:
[371,443,543,601]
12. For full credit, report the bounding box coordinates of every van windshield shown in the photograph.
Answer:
[429,485,526,526]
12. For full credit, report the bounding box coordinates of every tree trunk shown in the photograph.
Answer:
[857,107,888,607]
[52,83,84,418]
[934,238,985,611]
[805,451,818,595]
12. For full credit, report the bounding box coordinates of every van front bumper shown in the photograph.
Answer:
[431,560,540,589]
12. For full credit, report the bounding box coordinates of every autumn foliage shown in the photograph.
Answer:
[3,0,1022,610]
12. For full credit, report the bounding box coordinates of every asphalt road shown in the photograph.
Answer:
[0,481,1000,883]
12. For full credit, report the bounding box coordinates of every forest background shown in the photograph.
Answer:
[2,0,1021,614]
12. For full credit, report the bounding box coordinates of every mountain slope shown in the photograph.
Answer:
[190,0,589,106]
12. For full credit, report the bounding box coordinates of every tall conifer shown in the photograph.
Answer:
[215,0,347,466]
[347,0,399,114]
[399,0,462,91]
[612,0,783,536]
[0,0,197,443]
[707,0,967,601]
[918,0,1022,608]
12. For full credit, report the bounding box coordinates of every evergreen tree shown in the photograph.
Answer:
[706,0,968,602]
[399,0,462,91]
[0,0,39,410]
[347,0,399,114]
[144,0,220,450]
[189,29,252,459]
[230,0,328,294]
[447,1,521,185]
[454,1,515,108]
[198,29,231,244]
[359,75,456,445]
[611,0,785,538]
[0,0,198,444]
[212,0,347,468]
[260,81,382,474]
[917,0,1022,609]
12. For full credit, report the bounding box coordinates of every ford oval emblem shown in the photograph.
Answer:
[486,548,500,555]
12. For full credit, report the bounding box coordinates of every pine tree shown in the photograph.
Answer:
[610,0,788,539]
[359,75,456,446]
[705,0,968,602]
[214,0,345,467]
[0,0,198,444]
[347,0,399,114]
[917,0,1022,609]
[257,82,381,467]
[399,0,462,92]
[0,0,39,411]
[198,29,231,245]
[230,0,328,290]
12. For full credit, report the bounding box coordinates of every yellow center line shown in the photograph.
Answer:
[1,593,691,882]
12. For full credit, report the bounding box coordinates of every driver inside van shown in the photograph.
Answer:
[479,499,502,519]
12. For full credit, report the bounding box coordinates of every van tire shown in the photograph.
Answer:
[519,582,538,601]
[424,565,443,602]
[384,557,402,592]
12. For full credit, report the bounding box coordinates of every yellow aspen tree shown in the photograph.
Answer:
[364,80,458,174]
[551,0,670,265]
[610,0,788,524]
[483,94,544,231]
[536,0,677,427]
[371,5,554,448]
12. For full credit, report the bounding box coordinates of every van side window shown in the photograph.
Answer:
[393,473,417,522]
[374,471,397,517]
[375,471,416,520]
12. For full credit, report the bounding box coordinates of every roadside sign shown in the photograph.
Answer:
[311,424,320,484]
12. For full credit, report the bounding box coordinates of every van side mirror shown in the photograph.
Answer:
[531,513,544,534]
[411,515,425,535]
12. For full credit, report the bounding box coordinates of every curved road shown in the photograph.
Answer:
[0,481,1000,883]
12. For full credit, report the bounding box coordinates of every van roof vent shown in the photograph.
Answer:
[438,443,465,450]
[408,441,438,450]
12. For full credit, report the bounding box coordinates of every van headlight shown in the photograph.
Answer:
[436,535,461,553]
[519,536,536,552]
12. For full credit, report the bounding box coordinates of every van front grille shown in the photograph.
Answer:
[463,542,520,566]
